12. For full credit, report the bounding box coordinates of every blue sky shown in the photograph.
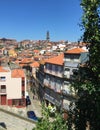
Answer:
[0,0,83,42]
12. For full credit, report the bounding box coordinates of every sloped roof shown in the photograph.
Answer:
[20,58,33,64]
[33,50,40,53]
[11,69,25,78]
[0,66,10,72]
[30,61,40,68]
[65,47,87,54]
[46,53,64,65]
[39,59,48,65]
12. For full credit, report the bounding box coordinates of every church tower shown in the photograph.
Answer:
[46,31,50,42]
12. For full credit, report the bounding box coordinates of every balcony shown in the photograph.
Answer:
[44,69,63,78]
[64,61,79,67]
[44,80,51,88]
[61,89,77,99]
[62,89,71,95]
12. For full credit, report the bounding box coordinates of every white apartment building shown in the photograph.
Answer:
[0,66,27,107]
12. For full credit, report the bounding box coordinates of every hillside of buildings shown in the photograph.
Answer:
[0,37,89,129]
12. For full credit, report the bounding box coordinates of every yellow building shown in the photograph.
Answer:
[8,49,17,57]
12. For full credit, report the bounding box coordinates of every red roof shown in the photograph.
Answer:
[46,53,64,65]
[30,61,40,68]
[0,66,9,72]
[33,50,40,53]
[20,58,33,64]
[11,69,25,78]
[66,48,87,54]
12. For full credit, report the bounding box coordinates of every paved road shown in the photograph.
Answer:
[0,92,42,130]
[0,111,35,130]
[0,89,42,130]
[0,92,41,130]
[27,91,42,117]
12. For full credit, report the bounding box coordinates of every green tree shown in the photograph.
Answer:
[33,103,68,130]
[71,0,100,130]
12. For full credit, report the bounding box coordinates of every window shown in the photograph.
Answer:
[55,66,58,72]
[56,80,61,92]
[0,76,6,81]
[72,69,78,75]
[52,65,56,71]
[0,85,6,93]
[12,99,19,106]
[12,99,25,106]
[49,64,52,71]
[65,68,70,71]
[58,66,62,73]
[22,77,25,86]
[63,82,71,94]
[65,55,70,59]
[22,91,25,96]
[22,80,25,86]
[46,64,49,69]
[47,75,50,81]
[70,55,75,59]
[1,85,6,89]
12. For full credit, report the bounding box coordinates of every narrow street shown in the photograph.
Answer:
[26,74,42,118]
[27,90,42,118]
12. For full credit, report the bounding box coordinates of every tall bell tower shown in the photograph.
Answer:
[46,31,50,42]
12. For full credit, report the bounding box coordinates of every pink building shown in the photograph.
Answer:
[0,66,26,107]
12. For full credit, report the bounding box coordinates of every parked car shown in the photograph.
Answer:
[26,96,31,106]
[27,111,38,121]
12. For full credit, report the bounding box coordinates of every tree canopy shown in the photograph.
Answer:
[72,0,100,130]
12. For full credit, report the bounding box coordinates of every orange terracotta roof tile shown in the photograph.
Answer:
[0,66,10,72]
[46,53,64,65]
[30,61,40,68]
[39,59,48,65]
[33,50,40,53]
[20,58,33,64]
[11,69,25,78]
[66,47,87,54]
[19,63,25,67]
